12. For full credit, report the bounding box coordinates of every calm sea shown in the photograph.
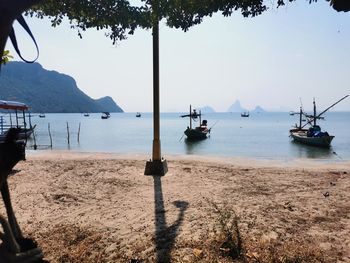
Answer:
[28,112,350,161]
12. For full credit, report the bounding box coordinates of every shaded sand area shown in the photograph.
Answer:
[2,151,350,262]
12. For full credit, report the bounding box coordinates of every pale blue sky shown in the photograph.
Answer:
[6,0,350,112]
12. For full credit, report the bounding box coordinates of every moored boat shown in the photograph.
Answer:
[0,100,36,142]
[181,105,210,141]
[241,111,249,117]
[101,112,110,119]
[289,96,348,148]
[136,112,141,117]
[290,127,334,148]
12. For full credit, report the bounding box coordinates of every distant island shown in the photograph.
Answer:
[198,106,215,113]
[0,62,123,113]
[251,105,266,113]
[227,100,248,112]
[227,100,266,113]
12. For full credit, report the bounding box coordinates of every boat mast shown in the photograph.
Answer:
[199,110,202,126]
[301,95,348,129]
[299,107,302,129]
[189,105,192,129]
[313,98,316,126]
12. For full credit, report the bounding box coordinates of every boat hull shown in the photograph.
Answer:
[0,126,35,142]
[290,130,334,148]
[184,128,208,140]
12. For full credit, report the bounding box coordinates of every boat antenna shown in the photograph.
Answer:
[301,95,349,129]
[208,120,219,132]
[299,97,304,111]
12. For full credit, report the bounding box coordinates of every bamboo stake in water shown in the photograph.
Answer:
[77,122,81,143]
[48,123,52,149]
[66,122,70,146]
[32,130,37,150]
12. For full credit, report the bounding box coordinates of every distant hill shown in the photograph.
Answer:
[198,106,216,113]
[0,62,123,113]
[227,100,248,112]
[251,105,266,113]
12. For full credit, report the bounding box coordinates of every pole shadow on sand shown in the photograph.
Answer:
[152,176,188,263]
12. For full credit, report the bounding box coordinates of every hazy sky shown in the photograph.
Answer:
[6,0,350,112]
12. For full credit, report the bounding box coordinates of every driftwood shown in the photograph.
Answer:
[0,129,45,263]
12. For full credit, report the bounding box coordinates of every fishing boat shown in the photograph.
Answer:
[289,95,348,148]
[83,113,90,117]
[136,112,141,117]
[101,112,110,119]
[38,113,45,118]
[0,100,36,142]
[241,111,249,117]
[181,105,209,140]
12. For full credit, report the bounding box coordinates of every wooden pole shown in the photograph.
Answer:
[48,123,52,149]
[152,15,161,161]
[77,122,81,143]
[66,122,70,146]
[15,109,18,127]
[32,130,37,150]
[144,0,167,175]
[0,116,3,134]
[22,110,26,129]
[9,112,12,127]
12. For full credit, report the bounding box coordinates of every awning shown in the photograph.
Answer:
[0,100,29,110]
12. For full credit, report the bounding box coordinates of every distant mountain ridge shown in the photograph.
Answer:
[0,62,123,113]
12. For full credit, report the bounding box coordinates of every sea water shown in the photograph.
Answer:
[28,112,350,161]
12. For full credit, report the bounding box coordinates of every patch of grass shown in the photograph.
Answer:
[245,238,327,263]
[209,200,245,261]
[205,200,327,263]
[31,224,108,263]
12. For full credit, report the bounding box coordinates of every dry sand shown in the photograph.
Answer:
[1,151,350,262]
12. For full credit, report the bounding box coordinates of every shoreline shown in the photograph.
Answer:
[26,149,350,169]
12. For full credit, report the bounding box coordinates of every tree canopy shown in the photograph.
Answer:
[29,0,269,43]
[27,0,349,44]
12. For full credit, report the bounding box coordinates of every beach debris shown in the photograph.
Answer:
[283,201,294,211]
[246,251,259,260]
[330,182,336,186]
[130,258,142,263]
[193,248,203,257]
[323,192,330,198]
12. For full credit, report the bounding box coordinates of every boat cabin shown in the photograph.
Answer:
[0,100,35,142]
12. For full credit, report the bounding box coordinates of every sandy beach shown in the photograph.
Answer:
[1,151,350,262]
